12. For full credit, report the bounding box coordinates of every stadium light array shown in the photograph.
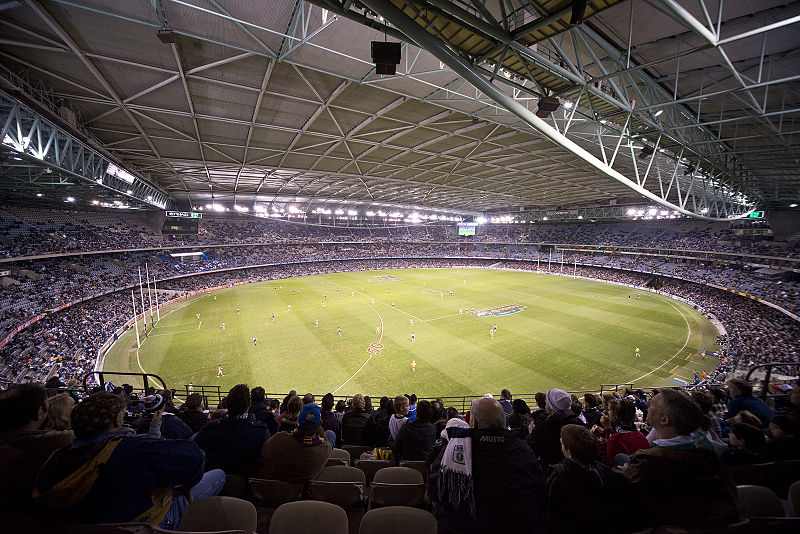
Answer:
[563,101,573,109]
[65,196,75,202]
[365,210,375,216]
[791,203,798,208]
[347,210,358,216]
[476,216,487,224]
[388,211,402,218]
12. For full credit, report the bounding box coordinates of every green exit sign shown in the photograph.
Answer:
[748,211,764,218]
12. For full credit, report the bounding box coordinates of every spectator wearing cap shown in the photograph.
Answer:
[624,389,740,529]
[720,378,773,428]
[193,384,271,476]
[137,394,192,440]
[258,403,332,484]
[526,388,583,467]
[248,386,279,435]
[33,392,224,529]
[546,425,631,534]
[0,384,74,517]
[179,393,209,434]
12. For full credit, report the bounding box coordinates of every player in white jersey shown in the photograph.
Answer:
[236,308,240,316]
[196,313,200,320]
[253,337,257,345]
[337,327,341,336]
[217,365,224,377]
[213,295,217,301]
[411,332,415,343]
[315,318,319,328]
[288,304,291,311]
[220,322,226,330]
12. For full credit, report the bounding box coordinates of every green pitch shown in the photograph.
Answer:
[103,268,720,397]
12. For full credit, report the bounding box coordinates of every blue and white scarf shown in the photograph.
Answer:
[437,426,475,517]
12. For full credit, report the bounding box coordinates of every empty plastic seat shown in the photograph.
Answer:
[249,478,304,507]
[179,496,257,533]
[330,448,351,463]
[308,465,366,509]
[342,445,372,463]
[359,506,436,534]
[399,460,427,480]
[355,460,393,485]
[269,501,348,534]
[790,480,800,517]
[219,474,248,498]
[737,485,785,518]
[370,467,426,508]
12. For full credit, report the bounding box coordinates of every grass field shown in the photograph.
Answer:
[103,268,721,397]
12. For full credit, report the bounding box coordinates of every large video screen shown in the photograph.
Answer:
[458,222,476,236]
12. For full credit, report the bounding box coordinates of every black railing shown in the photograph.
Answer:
[745,362,800,400]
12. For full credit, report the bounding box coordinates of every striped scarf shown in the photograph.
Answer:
[437,426,475,517]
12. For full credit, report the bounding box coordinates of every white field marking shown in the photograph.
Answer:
[135,348,146,374]
[425,313,462,322]
[342,285,424,322]
[629,297,693,384]
[332,299,384,394]
[146,321,201,338]
[153,320,197,329]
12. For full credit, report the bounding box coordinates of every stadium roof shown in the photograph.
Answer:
[0,0,798,219]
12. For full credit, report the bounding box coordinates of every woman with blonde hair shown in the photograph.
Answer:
[43,393,74,431]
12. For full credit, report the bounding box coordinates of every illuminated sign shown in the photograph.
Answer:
[166,211,203,219]
[105,163,136,184]
[747,211,764,218]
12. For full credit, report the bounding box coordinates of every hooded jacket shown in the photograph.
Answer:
[527,410,583,466]
[546,459,632,533]
[33,429,205,525]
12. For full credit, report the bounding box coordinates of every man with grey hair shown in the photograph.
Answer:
[428,397,545,533]
[624,389,740,529]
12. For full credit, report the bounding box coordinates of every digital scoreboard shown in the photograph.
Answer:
[458,222,476,236]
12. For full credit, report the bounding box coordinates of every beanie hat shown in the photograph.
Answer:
[545,388,572,413]
[71,392,127,439]
[141,394,165,413]
[298,403,321,427]
[441,416,469,440]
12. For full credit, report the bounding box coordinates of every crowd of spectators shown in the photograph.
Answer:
[2,205,798,259]
[1,373,798,531]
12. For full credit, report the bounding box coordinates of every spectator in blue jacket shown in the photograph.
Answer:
[720,378,774,428]
[33,392,224,530]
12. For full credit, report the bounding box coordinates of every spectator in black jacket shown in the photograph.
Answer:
[509,399,532,440]
[393,400,437,461]
[531,392,548,425]
[341,394,376,446]
[320,393,341,447]
[498,389,512,416]
[527,388,582,467]
[193,384,270,476]
[179,393,209,433]
[428,396,545,534]
[582,394,602,429]
[546,424,631,534]
[248,387,278,435]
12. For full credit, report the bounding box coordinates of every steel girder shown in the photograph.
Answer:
[0,90,169,208]
[325,0,761,220]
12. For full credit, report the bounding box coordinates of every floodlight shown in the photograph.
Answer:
[654,109,664,117]
[476,216,487,224]
[790,203,798,208]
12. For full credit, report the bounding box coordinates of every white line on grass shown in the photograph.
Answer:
[342,285,424,322]
[629,298,692,384]
[332,300,384,394]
